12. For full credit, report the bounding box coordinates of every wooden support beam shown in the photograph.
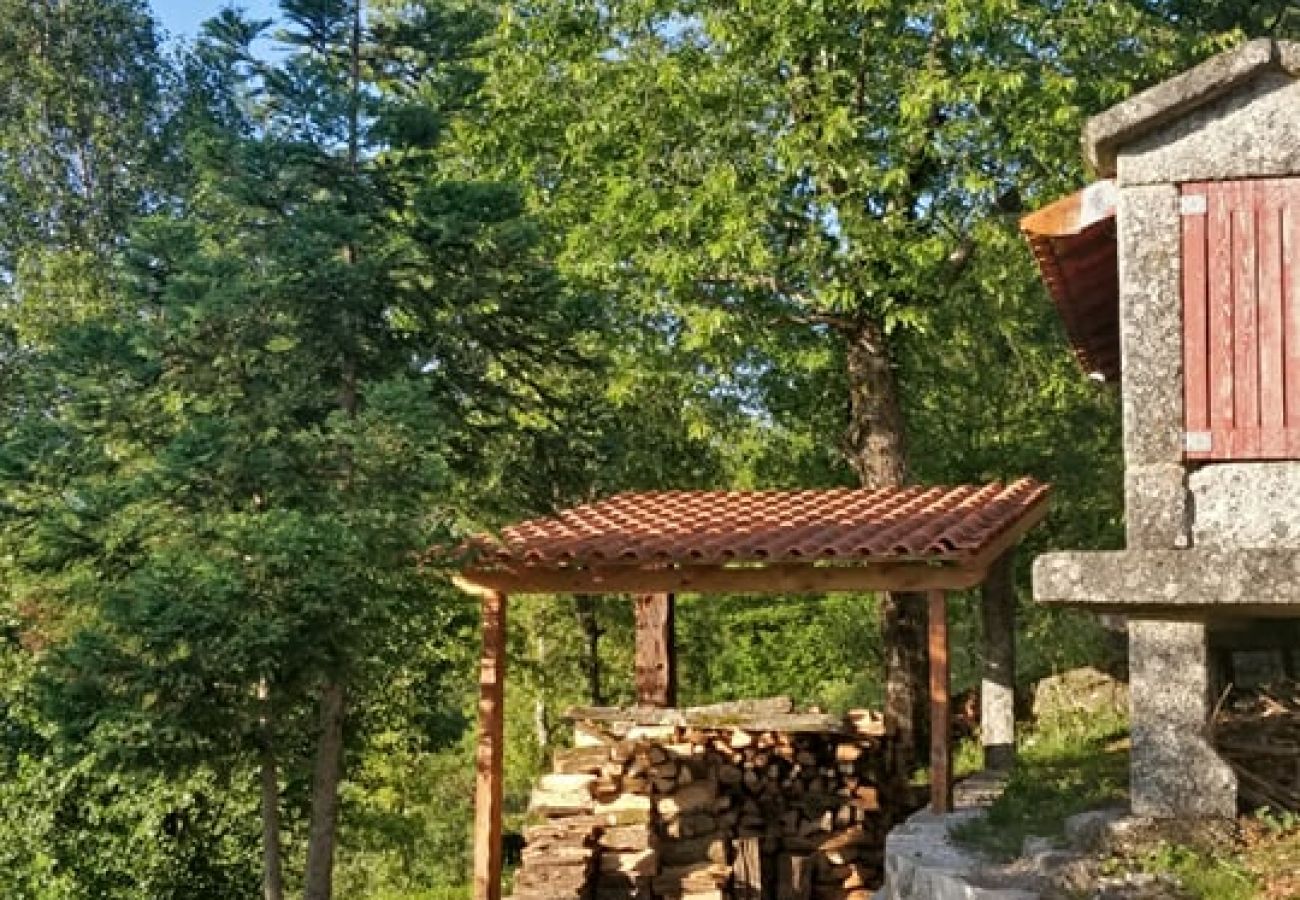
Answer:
[473,590,507,900]
[634,592,676,707]
[456,560,987,597]
[980,550,1017,771]
[928,589,953,814]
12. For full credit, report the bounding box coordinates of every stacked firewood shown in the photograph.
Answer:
[511,700,897,900]
[1214,681,1300,812]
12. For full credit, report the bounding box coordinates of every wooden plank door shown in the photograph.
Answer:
[1182,178,1300,460]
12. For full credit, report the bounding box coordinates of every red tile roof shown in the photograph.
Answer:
[461,479,1050,571]
[1021,182,1120,382]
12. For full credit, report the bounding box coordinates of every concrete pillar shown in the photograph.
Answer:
[980,551,1016,771]
[1128,620,1236,818]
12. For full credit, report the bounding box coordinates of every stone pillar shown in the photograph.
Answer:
[1128,620,1236,818]
[1117,183,1235,819]
[980,551,1016,772]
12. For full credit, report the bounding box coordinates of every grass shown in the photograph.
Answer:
[948,704,1300,899]
[951,708,1130,860]
[1102,810,1300,900]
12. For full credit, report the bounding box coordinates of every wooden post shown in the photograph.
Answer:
[980,550,1017,771]
[634,593,676,708]
[473,590,508,900]
[928,589,952,814]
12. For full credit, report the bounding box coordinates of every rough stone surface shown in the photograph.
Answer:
[1125,464,1191,549]
[1033,548,1300,614]
[1032,667,1128,724]
[1190,463,1300,548]
[1128,621,1236,818]
[1118,185,1182,467]
[880,808,1040,900]
[1062,807,1128,852]
[1084,38,1282,175]
[1118,70,1300,186]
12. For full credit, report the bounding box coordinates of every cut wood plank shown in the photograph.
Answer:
[733,836,763,900]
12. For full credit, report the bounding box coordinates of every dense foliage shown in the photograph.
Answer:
[0,0,1277,897]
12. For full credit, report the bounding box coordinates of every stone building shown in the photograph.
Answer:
[1026,39,1300,819]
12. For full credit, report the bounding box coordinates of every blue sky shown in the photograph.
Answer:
[151,0,281,42]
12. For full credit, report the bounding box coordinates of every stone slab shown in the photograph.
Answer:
[1033,548,1300,615]
[880,808,1039,900]
[1190,462,1300,548]
[1118,71,1300,186]
[1084,38,1285,176]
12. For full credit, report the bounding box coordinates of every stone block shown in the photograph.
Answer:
[1128,621,1236,819]
[1062,807,1127,852]
[1118,72,1300,186]
[1118,185,1182,466]
[1190,462,1300,548]
[1125,464,1191,548]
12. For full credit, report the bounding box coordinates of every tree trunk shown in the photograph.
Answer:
[258,681,285,900]
[534,634,550,749]
[844,320,928,778]
[575,596,603,706]
[303,680,346,900]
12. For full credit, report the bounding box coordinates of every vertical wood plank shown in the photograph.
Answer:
[1285,196,1300,451]
[474,591,508,900]
[1208,182,1237,448]
[1233,182,1260,456]
[1182,182,1210,456]
[734,837,763,900]
[928,589,952,814]
[1258,187,1286,455]
[778,854,812,900]
[634,593,677,708]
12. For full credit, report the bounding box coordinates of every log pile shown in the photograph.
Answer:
[1215,681,1300,812]
[510,700,899,900]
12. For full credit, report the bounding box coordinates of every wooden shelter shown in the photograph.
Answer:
[452,479,1051,900]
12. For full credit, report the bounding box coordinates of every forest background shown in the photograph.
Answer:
[0,1,1290,898]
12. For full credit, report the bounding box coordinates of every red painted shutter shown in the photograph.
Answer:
[1182,178,1300,460]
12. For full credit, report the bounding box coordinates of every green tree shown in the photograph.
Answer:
[466,0,1230,770]
[0,2,590,898]
[0,0,165,273]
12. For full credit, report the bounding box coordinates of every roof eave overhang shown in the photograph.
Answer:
[454,490,1051,596]
[1084,38,1300,177]
[1021,182,1120,382]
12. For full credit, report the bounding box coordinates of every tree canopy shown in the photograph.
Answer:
[0,1,1276,898]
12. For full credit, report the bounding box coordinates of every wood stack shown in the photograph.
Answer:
[511,699,898,900]
[1215,681,1300,812]
[511,774,602,899]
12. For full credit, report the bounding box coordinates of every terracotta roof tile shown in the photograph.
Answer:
[462,479,1050,571]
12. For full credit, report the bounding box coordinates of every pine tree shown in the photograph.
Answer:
[1,2,590,897]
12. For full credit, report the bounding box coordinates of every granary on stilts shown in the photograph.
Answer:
[1026,38,1300,818]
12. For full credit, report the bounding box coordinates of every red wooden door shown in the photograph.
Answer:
[1182,178,1300,460]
